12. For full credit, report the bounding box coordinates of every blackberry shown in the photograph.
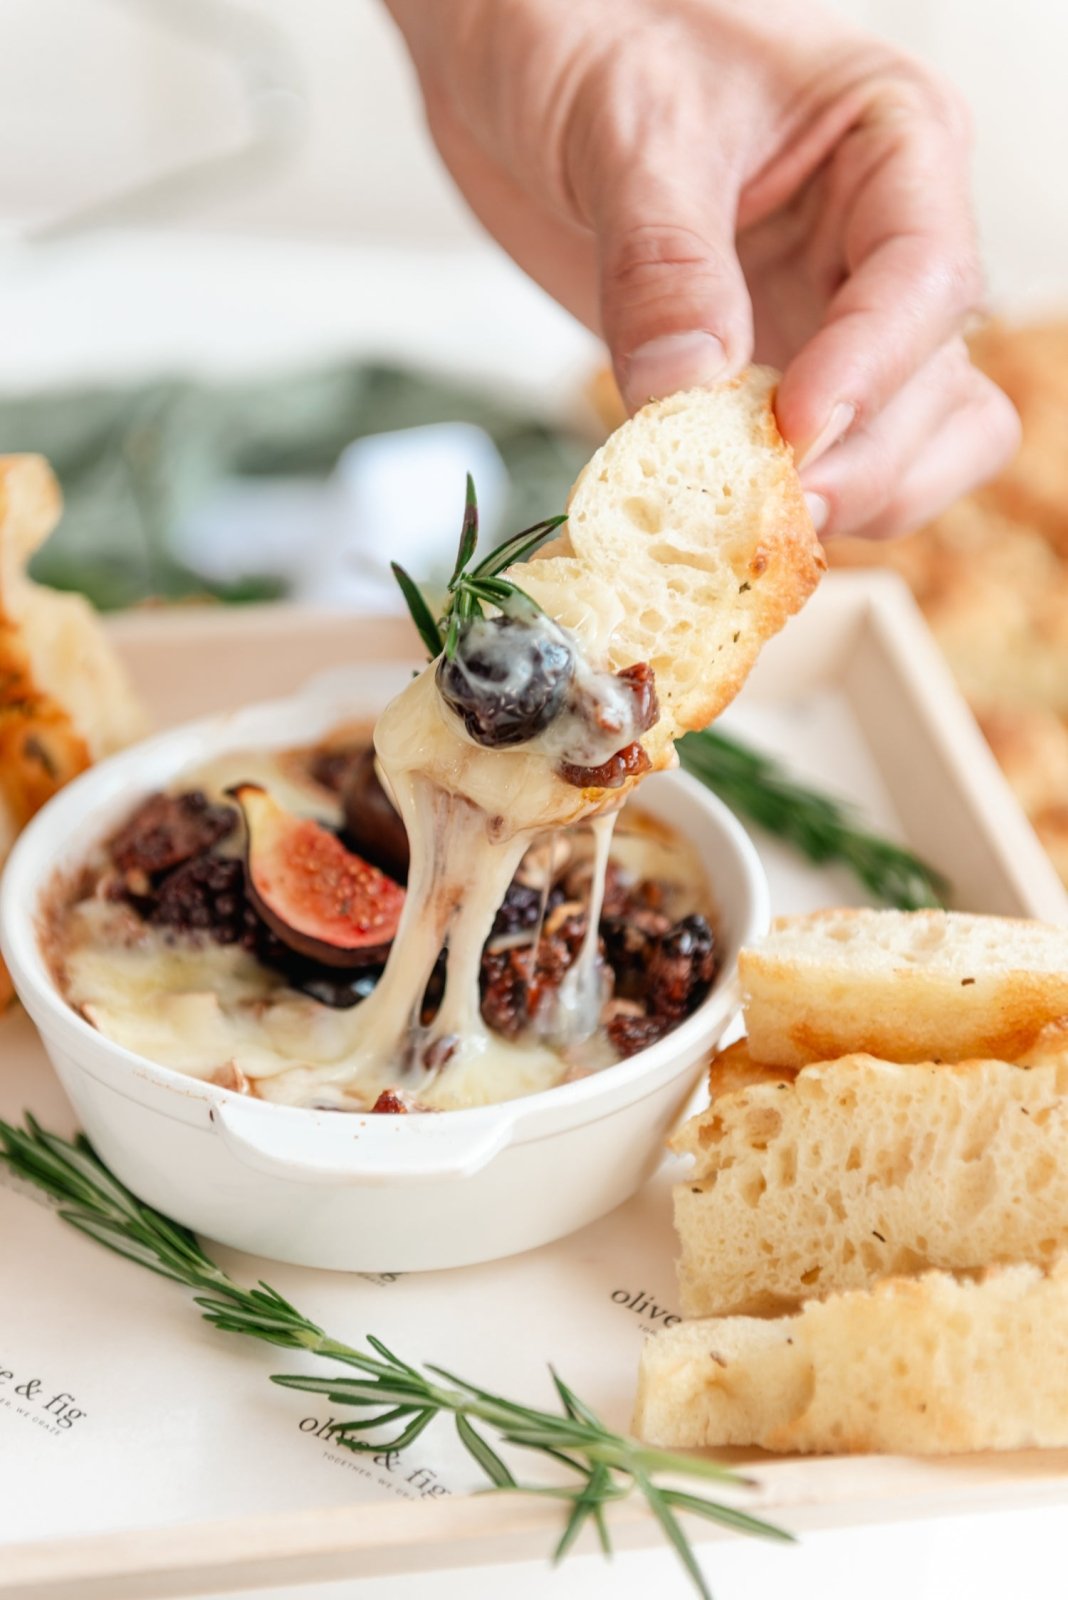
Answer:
[110,791,236,878]
[599,907,672,1001]
[647,914,719,1020]
[149,856,247,943]
[490,880,544,940]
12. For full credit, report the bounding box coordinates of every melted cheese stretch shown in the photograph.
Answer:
[59,736,711,1111]
[62,604,698,1113]
[351,661,631,1090]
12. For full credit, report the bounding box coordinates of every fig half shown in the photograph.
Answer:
[230,783,404,968]
[340,745,410,883]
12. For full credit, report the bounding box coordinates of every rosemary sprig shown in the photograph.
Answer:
[0,1114,791,1596]
[392,474,567,661]
[678,728,948,910]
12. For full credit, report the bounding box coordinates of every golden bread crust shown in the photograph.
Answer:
[740,907,1068,1069]
[0,456,147,1006]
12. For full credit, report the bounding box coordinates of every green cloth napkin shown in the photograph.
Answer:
[0,365,590,610]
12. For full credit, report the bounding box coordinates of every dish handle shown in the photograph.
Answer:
[209,1099,512,1186]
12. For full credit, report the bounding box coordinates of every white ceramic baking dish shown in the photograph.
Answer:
[0,665,768,1271]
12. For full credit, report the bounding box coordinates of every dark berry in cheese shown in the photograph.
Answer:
[436,613,575,748]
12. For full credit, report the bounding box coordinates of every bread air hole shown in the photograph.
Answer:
[622,496,663,534]
[776,1144,797,1186]
[1027,1152,1057,1192]
[647,538,725,575]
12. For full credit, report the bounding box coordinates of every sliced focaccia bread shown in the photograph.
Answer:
[0,455,147,825]
[672,1037,1068,1317]
[635,1257,1068,1455]
[740,907,1068,1069]
[1,455,148,1004]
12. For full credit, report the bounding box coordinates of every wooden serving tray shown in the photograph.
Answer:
[2,572,1066,1600]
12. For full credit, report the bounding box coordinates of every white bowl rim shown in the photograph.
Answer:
[0,669,769,1134]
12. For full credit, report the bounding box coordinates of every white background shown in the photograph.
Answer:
[1,0,1066,312]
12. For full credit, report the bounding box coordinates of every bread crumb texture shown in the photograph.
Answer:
[673,1037,1068,1317]
[635,1258,1068,1454]
[741,908,1068,1068]
[516,369,825,773]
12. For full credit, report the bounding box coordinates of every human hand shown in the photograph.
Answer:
[385,0,1019,538]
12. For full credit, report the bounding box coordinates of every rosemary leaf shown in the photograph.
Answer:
[554,1463,613,1565]
[332,1406,418,1435]
[390,488,565,662]
[677,727,948,911]
[340,1408,437,1455]
[550,1367,603,1429]
[659,1490,796,1543]
[456,1414,517,1488]
[593,1500,613,1557]
[637,1473,713,1600]
[468,514,567,579]
[390,561,444,658]
[448,473,480,589]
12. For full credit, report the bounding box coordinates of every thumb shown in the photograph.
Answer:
[594,174,753,413]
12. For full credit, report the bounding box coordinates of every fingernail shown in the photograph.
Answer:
[796,402,855,470]
[622,331,728,408]
[804,491,829,533]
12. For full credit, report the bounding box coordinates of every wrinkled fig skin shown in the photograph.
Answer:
[436,614,575,748]
[230,783,403,970]
[340,746,410,884]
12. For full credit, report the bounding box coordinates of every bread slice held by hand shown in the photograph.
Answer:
[741,907,1068,1069]
[385,368,825,835]
[519,368,825,775]
[635,1258,1068,1455]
